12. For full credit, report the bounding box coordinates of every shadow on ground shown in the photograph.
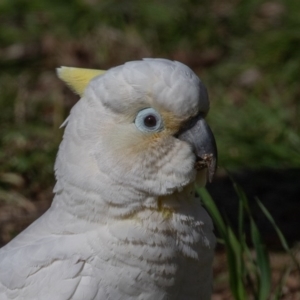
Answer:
[207,168,300,249]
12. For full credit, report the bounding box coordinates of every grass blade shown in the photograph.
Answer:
[257,199,300,274]
[197,187,246,300]
[197,187,227,238]
[250,217,271,299]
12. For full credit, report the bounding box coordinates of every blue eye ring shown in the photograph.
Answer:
[135,108,163,133]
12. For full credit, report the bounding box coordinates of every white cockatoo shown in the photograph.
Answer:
[0,59,217,300]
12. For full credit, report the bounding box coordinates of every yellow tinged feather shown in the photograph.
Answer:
[157,199,174,219]
[56,67,106,96]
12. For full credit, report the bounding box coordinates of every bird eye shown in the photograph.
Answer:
[135,108,163,132]
[144,114,157,127]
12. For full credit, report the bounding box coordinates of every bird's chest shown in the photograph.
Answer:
[89,208,214,299]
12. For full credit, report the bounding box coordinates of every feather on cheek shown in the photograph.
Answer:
[96,126,197,195]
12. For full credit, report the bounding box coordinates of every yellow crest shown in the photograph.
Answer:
[57,67,106,96]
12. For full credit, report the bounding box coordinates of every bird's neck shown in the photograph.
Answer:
[53,170,196,224]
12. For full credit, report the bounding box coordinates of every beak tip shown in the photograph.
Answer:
[209,157,218,182]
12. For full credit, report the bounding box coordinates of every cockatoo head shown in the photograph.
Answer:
[56,59,217,199]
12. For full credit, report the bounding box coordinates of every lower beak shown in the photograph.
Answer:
[178,118,218,182]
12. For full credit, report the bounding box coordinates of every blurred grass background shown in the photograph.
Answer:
[0,0,300,297]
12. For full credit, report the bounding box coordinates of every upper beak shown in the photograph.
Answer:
[178,117,218,182]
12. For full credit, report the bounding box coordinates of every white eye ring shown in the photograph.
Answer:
[135,108,163,133]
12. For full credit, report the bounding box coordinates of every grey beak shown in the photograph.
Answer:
[178,117,218,182]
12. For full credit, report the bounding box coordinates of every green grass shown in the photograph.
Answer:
[197,183,300,299]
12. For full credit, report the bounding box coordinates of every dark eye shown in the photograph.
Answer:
[135,108,163,132]
[144,114,157,127]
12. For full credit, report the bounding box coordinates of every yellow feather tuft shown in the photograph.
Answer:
[56,67,106,96]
